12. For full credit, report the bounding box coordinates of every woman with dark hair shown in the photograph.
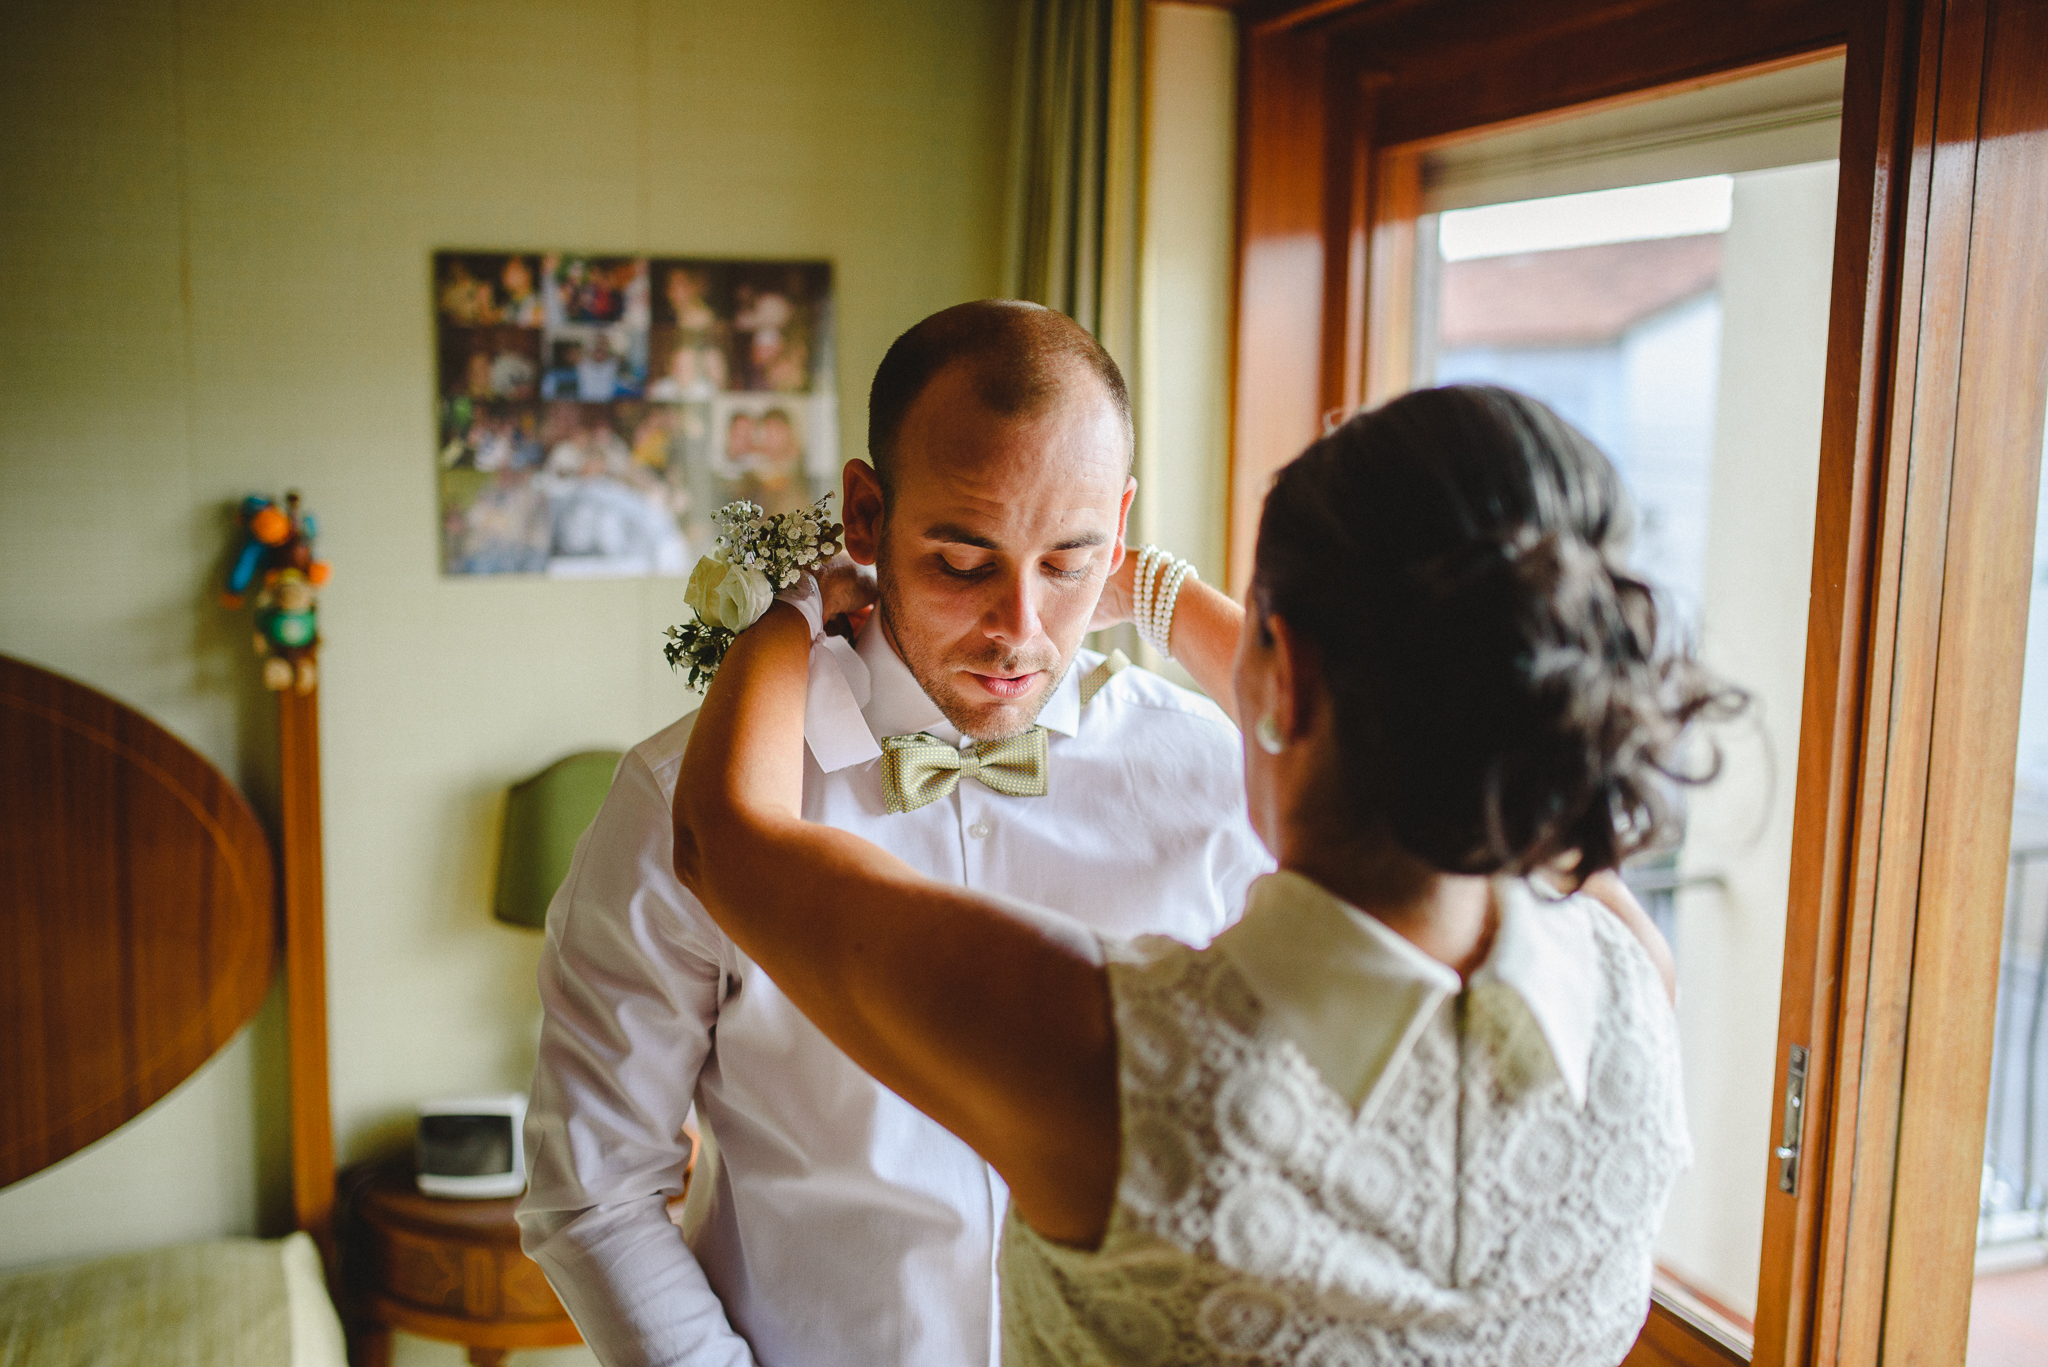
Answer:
[671,385,1739,1364]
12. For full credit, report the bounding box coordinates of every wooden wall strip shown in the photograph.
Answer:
[280,684,335,1262]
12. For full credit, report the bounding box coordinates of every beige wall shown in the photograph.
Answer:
[0,0,1016,1352]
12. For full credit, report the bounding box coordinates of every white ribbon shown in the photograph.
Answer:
[777,577,881,774]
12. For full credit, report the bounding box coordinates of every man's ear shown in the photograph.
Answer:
[1266,614,1322,745]
[842,459,885,566]
[1109,474,1137,572]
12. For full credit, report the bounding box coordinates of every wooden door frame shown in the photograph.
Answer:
[1226,0,1854,594]
[1226,0,2048,1362]
[1863,2,2048,1359]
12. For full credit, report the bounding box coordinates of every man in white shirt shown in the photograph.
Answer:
[519,300,1268,1367]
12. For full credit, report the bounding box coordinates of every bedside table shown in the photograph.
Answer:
[339,1155,581,1367]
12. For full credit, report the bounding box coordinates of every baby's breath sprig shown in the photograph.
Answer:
[664,494,845,689]
[661,621,736,692]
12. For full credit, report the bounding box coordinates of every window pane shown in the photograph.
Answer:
[1415,158,1841,1329]
[1966,395,2048,1367]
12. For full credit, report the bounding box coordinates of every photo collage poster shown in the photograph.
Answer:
[434,251,836,577]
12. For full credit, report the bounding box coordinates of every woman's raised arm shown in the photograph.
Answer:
[674,603,1122,1247]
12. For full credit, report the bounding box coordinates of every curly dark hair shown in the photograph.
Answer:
[1251,384,1745,878]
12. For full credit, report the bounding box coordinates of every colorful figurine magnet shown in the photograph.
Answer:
[223,491,330,693]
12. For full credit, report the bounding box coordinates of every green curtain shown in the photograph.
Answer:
[1004,0,1146,383]
[1007,0,1152,667]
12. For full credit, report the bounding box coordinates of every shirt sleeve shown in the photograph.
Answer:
[1213,820,1271,940]
[519,746,759,1367]
[1199,721,1272,942]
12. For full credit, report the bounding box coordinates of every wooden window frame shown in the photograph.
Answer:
[1225,0,2048,1362]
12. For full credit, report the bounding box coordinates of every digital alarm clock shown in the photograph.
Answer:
[415,1093,528,1199]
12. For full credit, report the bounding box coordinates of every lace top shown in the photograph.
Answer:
[999,874,1690,1366]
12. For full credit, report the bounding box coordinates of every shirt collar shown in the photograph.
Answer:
[1213,870,1598,1121]
[1472,875,1600,1107]
[855,619,947,740]
[852,621,1083,746]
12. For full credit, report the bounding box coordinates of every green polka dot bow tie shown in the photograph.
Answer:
[880,727,1050,814]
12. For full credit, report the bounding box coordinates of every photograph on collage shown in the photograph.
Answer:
[434,251,834,578]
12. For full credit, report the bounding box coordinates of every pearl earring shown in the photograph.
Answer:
[1254,714,1285,755]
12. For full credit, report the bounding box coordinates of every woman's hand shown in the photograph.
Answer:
[1088,549,1138,633]
[813,554,879,639]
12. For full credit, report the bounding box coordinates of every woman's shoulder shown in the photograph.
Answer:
[1517,888,1684,1099]
[1099,934,1277,1163]
[1551,888,1692,1160]
[1565,887,1680,1020]
[1103,933,1264,1033]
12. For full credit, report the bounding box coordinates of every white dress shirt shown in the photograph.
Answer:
[1001,872,1691,1365]
[519,621,1270,1367]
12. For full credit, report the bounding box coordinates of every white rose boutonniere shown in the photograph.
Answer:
[684,551,775,632]
[664,495,844,690]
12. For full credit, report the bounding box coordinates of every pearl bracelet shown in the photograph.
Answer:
[1131,544,1196,660]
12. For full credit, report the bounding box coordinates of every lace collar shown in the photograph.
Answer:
[1212,871,1599,1122]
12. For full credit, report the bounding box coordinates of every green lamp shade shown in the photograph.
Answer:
[494,750,624,929]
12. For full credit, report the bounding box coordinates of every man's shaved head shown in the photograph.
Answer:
[867,300,1132,499]
[842,300,1136,739]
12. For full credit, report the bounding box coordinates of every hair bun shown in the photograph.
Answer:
[1254,384,1744,877]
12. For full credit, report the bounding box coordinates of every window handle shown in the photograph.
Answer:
[1777,1043,1809,1195]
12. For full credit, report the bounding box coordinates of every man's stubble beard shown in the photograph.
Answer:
[874,540,1074,742]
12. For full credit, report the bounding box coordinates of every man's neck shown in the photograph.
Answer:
[853,604,953,741]
[875,600,907,667]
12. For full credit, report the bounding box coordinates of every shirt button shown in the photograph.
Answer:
[967,821,991,840]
